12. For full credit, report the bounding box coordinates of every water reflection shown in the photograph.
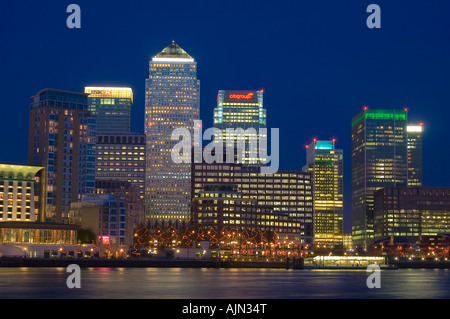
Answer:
[0,268,449,299]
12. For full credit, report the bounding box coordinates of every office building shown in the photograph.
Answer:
[145,41,200,227]
[374,187,450,245]
[192,162,314,247]
[0,164,46,222]
[28,89,96,223]
[95,133,146,199]
[352,108,409,249]
[192,184,301,236]
[407,123,424,186]
[352,108,425,249]
[213,90,266,164]
[302,139,343,248]
[0,221,82,258]
[84,87,133,134]
[352,107,408,249]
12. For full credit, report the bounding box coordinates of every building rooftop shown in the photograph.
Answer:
[152,41,194,62]
[0,164,44,180]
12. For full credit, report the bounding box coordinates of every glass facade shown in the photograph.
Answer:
[352,108,408,249]
[145,41,200,227]
[84,87,133,134]
[0,222,77,245]
[303,139,343,248]
[213,90,266,164]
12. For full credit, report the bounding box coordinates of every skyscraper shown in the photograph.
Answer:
[84,87,133,134]
[302,139,343,249]
[144,41,200,228]
[28,89,96,223]
[407,123,424,186]
[351,107,408,249]
[213,90,266,164]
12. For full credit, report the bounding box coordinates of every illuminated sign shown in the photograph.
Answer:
[89,90,112,95]
[99,236,110,245]
[228,92,254,100]
[407,126,423,132]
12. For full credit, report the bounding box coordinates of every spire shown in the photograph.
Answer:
[152,41,194,62]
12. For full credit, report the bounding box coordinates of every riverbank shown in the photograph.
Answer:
[392,260,450,269]
[0,257,292,269]
[1,257,449,269]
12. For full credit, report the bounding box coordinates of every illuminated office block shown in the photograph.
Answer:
[84,87,133,134]
[303,139,343,248]
[352,108,409,249]
[213,90,266,164]
[144,41,200,227]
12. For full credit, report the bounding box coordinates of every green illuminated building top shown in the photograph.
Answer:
[352,108,407,127]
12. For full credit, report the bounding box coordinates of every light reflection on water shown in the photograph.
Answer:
[0,267,449,299]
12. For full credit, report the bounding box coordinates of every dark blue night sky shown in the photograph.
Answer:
[1,0,449,233]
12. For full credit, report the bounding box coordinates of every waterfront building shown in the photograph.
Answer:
[419,233,450,258]
[0,221,77,245]
[192,161,314,248]
[69,193,131,256]
[213,90,266,164]
[192,184,301,238]
[84,87,133,134]
[351,108,409,249]
[95,133,145,199]
[373,186,450,246]
[144,41,200,228]
[0,164,46,222]
[302,139,343,249]
[28,89,96,223]
[0,221,84,258]
[95,179,144,232]
[407,123,424,186]
[309,255,387,268]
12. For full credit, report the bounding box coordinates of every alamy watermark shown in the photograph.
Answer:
[170,120,280,174]
[66,264,81,288]
[366,264,381,289]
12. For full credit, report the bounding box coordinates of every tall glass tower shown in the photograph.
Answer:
[84,87,133,134]
[302,139,343,249]
[351,107,408,249]
[213,90,266,164]
[144,41,200,228]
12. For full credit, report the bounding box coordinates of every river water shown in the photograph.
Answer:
[1,267,449,299]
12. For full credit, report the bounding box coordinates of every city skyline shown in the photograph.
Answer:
[1,1,450,235]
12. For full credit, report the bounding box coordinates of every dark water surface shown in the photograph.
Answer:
[1,267,449,299]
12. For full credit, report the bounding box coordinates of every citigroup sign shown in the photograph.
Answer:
[228,92,255,100]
